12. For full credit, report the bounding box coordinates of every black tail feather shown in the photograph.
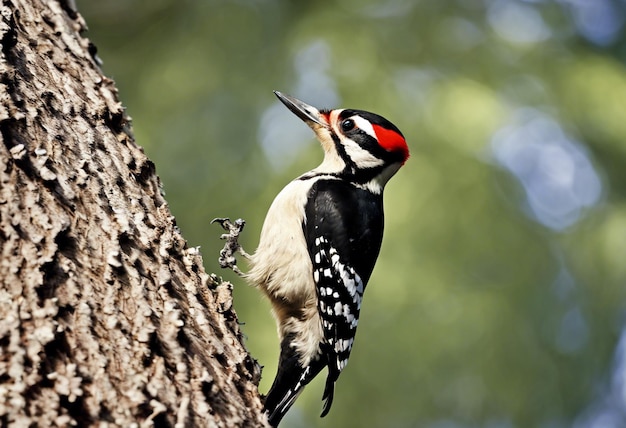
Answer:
[264,335,325,426]
[265,386,302,427]
[264,361,325,426]
[319,375,335,417]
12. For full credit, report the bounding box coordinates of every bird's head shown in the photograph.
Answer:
[274,91,409,190]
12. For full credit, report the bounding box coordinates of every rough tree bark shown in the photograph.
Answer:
[0,0,266,426]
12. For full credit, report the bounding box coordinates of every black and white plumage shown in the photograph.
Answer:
[247,92,409,426]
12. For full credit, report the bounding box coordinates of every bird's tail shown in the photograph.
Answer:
[264,336,324,427]
[320,371,336,417]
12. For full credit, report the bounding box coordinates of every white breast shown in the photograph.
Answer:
[247,178,326,364]
[247,178,317,306]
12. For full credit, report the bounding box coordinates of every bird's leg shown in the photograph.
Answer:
[211,217,250,276]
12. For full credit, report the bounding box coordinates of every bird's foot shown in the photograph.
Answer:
[211,217,249,276]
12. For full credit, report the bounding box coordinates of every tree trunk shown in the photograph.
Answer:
[0,0,266,426]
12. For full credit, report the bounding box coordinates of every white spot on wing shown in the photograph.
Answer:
[334,301,343,316]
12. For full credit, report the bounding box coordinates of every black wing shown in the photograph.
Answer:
[303,178,384,416]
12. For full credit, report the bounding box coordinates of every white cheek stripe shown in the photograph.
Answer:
[330,111,384,169]
[341,139,385,168]
[352,116,376,139]
[328,110,385,170]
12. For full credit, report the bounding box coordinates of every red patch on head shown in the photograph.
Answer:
[372,124,409,163]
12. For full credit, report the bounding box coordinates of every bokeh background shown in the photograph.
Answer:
[78,1,626,427]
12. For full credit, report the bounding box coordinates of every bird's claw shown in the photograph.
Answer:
[211,217,249,276]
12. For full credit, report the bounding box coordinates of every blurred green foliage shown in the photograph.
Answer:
[78,1,626,426]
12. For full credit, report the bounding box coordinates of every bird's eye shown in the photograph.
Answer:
[341,119,355,132]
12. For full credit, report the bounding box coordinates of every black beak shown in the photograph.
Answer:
[274,91,328,128]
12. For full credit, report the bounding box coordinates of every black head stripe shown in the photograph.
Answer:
[332,109,404,182]
[338,109,404,138]
[329,131,357,172]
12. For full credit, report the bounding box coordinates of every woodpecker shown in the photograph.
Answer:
[247,91,409,426]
